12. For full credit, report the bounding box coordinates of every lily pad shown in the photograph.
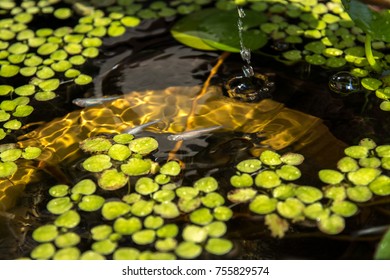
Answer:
[171,8,268,52]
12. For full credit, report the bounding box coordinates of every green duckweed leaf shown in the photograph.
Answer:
[46,197,73,215]
[194,176,218,193]
[230,173,254,188]
[132,229,156,245]
[276,165,302,181]
[91,225,112,241]
[3,119,22,130]
[255,170,281,188]
[101,201,131,220]
[348,167,381,185]
[369,175,390,196]
[183,225,208,243]
[128,137,158,155]
[0,148,22,162]
[189,207,213,225]
[205,238,233,256]
[249,194,277,215]
[330,201,358,217]
[236,159,262,173]
[175,241,202,259]
[54,210,81,228]
[344,145,369,159]
[92,239,117,255]
[53,247,81,260]
[30,243,56,260]
[376,145,390,158]
[82,154,112,172]
[108,144,131,161]
[49,184,69,198]
[280,153,305,165]
[78,195,105,212]
[295,186,323,204]
[318,169,344,185]
[160,160,181,176]
[227,188,257,203]
[201,192,225,208]
[135,177,159,195]
[113,217,142,235]
[32,225,58,243]
[260,150,282,166]
[98,169,128,190]
[337,156,359,172]
[113,248,140,260]
[154,201,180,219]
[318,214,345,235]
[374,229,390,259]
[80,251,105,260]
[277,198,305,220]
[55,232,81,248]
[131,199,155,217]
[157,224,179,239]
[121,158,151,176]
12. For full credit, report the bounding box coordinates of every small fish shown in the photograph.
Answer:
[167,125,223,141]
[123,119,161,135]
[72,95,122,107]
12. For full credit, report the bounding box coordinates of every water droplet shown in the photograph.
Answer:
[329,71,361,96]
[242,65,254,77]
[238,7,246,18]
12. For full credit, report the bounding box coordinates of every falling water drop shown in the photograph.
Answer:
[237,6,254,78]
[329,71,361,96]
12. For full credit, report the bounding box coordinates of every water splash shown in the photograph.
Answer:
[237,6,254,77]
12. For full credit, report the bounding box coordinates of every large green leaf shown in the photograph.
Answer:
[171,8,268,52]
[342,0,390,42]
[375,228,390,259]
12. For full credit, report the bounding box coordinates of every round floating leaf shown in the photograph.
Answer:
[348,167,381,185]
[295,186,323,204]
[227,188,257,203]
[113,248,140,260]
[0,148,22,162]
[155,238,177,252]
[47,197,73,215]
[54,7,72,19]
[359,157,381,168]
[213,206,233,221]
[22,146,42,160]
[3,119,22,130]
[304,202,328,220]
[236,159,262,173]
[205,221,227,238]
[361,78,382,91]
[37,42,59,56]
[318,214,345,235]
[369,175,390,196]
[277,198,305,220]
[344,145,369,159]
[0,110,10,122]
[383,158,390,170]
[82,154,112,172]
[131,199,155,217]
[91,225,112,241]
[280,153,304,165]
[154,201,180,219]
[318,169,344,185]
[32,225,58,242]
[113,217,142,235]
[144,215,164,229]
[35,91,56,101]
[78,195,105,212]
[374,229,390,260]
[0,64,19,78]
[72,179,96,195]
[154,174,170,185]
[135,177,159,195]
[80,251,105,260]
[276,165,301,181]
[54,210,80,228]
[55,232,81,248]
[260,150,282,166]
[80,137,112,153]
[121,158,151,176]
[0,85,13,96]
[102,201,131,220]
[49,184,69,198]
[337,156,359,173]
[347,186,373,202]
[376,145,390,158]
[157,224,179,239]
[331,201,358,217]
[175,241,202,259]
[98,169,128,190]
[380,101,390,111]
[194,176,218,193]
[108,144,131,161]
[113,133,134,144]
[153,189,175,202]
[249,195,277,215]
[128,137,158,155]
[230,173,253,188]
[255,170,281,188]
[92,239,117,255]
[190,208,213,225]
[183,225,208,243]
[324,186,347,201]
[176,187,199,199]
[30,243,56,260]
[0,161,17,178]
[38,78,60,91]
[15,84,35,96]
[160,161,181,176]
[74,74,93,85]
[122,193,141,204]
[12,104,33,117]
[201,192,225,208]
[132,229,156,245]
[205,238,233,256]
[53,247,80,260]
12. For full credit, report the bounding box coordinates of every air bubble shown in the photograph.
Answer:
[329,71,361,95]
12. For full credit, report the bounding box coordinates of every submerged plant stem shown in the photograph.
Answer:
[365,34,382,73]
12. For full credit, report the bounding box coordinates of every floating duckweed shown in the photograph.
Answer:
[91,225,112,241]
[280,153,304,165]
[260,150,282,166]
[331,201,358,217]
[272,184,295,200]
[347,185,373,202]
[236,159,262,173]
[78,195,105,212]
[380,101,390,111]
[318,214,345,235]
[1,100,17,112]
[359,157,381,168]
[154,201,180,219]
[64,69,80,78]
[128,137,158,155]
[194,176,218,193]
[178,197,201,213]
[54,210,80,228]
[205,221,227,238]
[276,165,301,181]
[32,225,58,242]
[376,145,390,158]
[295,186,323,203]
[121,16,141,27]
[227,188,257,203]
[92,239,117,255]
[348,168,381,185]
[0,110,11,122]
[157,224,179,239]
[201,192,225,208]
[160,161,181,176]
[249,195,277,215]
[55,232,81,248]
[182,225,208,243]
[51,60,72,72]
[0,161,17,178]
[155,238,177,252]
[0,85,13,96]
[74,73,93,85]
[0,64,19,77]
[277,198,305,219]
[30,243,56,260]
[344,145,369,159]
[107,144,131,161]
[318,169,344,184]
[0,148,21,162]
[108,23,126,37]
[82,154,112,172]
[98,169,128,190]
[121,158,151,176]
[154,174,170,185]
[53,247,80,260]
[101,201,131,220]
[337,156,359,172]
[68,55,86,65]
[361,77,382,91]
[255,170,281,188]
[80,251,105,260]
[383,158,390,170]
[49,184,69,198]
[205,238,233,256]
[135,177,159,195]
[113,133,134,144]
[324,186,346,201]
[176,187,199,199]
[214,206,233,221]
[132,229,156,245]
[47,197,73,215]
[37,42,59,56]
[144,215,164,230]
[72,179,96,195]
[54,7,72,20]
[122,193,141,205]
[14,84,35,96]
[113,247,140,260]
[113,217,142,235]
[304,202,328,220]
[189,208,213,225]
[12,104,33,117]
[4,119,22,130]
[230,173,254,188]
[153,189,175,202]
[80,137,113,153]
[369,175,390,196]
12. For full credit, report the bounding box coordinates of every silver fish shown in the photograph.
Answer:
[123,119,161,135]
[167,125,223,141]
[72,95,122,107]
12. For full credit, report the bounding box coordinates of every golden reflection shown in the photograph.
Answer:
[2,81,347,210]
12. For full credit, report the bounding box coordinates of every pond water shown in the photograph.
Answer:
[1,0,390,260]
